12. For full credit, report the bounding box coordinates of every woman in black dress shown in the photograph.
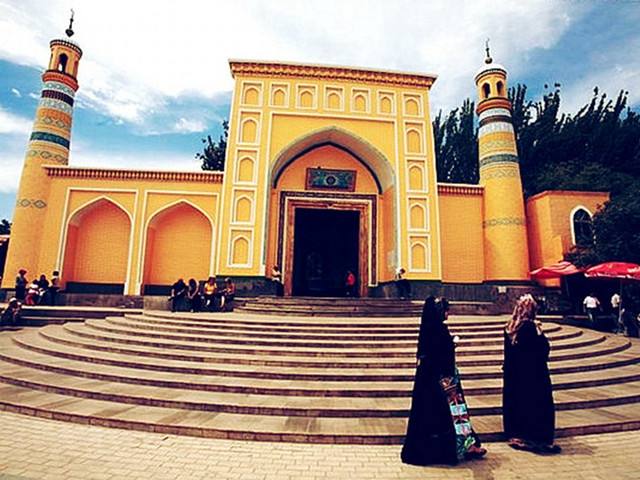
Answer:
[503,294,561,453]
[401,296,485,466]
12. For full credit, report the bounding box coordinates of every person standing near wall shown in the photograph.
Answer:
[271,265,284,297]
[49,271,60,306]
[14,269,28,301]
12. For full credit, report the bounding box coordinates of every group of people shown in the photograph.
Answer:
[15,269,60,306]
[402,293,559,467]
[169,276,236,313]
[583,292,640,336]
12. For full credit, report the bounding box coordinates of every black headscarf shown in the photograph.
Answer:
[417,296,445,358]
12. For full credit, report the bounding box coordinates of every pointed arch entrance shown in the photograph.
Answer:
[266,127,396,297]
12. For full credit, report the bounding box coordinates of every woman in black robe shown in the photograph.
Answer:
[502,294,561,453]
[401,296,486,466]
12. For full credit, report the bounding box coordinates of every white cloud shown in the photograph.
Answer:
[0,105,32,135]
[71,148,202,172]
[0,150,24,193]
[28,92,39,100]
[173,117,207,134]
[0,0,595,125]
[10,88,21,98]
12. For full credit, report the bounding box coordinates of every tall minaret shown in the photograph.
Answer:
[475,43,529,281]
[2,12,82,288]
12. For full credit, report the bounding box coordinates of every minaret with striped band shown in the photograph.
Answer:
[2,13,82,288]
[475,44,530,281]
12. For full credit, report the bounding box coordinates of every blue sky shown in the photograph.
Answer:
[0,0,639,221]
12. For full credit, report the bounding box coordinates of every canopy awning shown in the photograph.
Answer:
[530,261,583,279]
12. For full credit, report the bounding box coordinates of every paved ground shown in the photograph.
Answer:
[0,411,639,480]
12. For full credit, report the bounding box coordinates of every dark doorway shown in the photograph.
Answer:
[292,208,360,296]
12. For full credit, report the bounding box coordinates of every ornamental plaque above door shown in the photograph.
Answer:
[305,168,357,192]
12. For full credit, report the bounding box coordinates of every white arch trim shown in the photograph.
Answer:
[58,195,134,291]
[569,205,593,246]
[270,125,396,192]
[138,199,216,288]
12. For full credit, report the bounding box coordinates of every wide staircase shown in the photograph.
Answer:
[236,296,499,316]
[0,310,639,444]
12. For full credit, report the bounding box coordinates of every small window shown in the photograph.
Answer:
[497,81,504,96]
[57,53,68,73]
[573,209,594,247]
[482,83,491,99]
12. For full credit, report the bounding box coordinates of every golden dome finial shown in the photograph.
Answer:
[485,38,493,64]
[65,9,75,38]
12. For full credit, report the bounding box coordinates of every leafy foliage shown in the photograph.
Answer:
[433,99,478,183]
[0,219,10,234]
[197,120,228,171]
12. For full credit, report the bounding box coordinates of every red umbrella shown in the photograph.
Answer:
[530,261,583,279]
[584,262,640,280]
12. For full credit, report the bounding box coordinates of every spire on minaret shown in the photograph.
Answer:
[65,9,75,38]
[484,38,493,64]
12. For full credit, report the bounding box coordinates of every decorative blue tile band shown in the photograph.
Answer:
[30,131,70,149]
[479,154,519,168]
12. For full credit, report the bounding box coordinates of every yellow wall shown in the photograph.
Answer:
[23,171,222,294]
[526,190,609,272]
[62,199,130,283]
[143,202,212,285]
[438,187,485,283]
[219,62,442,282]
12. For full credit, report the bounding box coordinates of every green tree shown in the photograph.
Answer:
[433,99,478,183]
[0,219,10,234]
[197,120,228,171]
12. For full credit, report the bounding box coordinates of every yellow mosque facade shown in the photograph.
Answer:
[1,30,609,299]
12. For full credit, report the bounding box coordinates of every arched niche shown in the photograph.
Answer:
[408,165,424,191]
[406,129,422,154]
[380,96,393,114]
[241,119,258,144]
[243,87,260,105]
[328,92,341,109]
[271,126,395,194]
[142,201,213,288]
[299,90,314,108]
[231,235,250,265]
[62,198,131,292]
[405,98,420,116]
[272,88,286,106]
[354,94,367,112]
[234,196,253,223]
[410,203,426,230]
[411,241,427,270]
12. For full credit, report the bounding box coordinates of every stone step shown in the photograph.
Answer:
[4,334,640,398]
[0,356,639,417]
[19,306,140,319]
[127,314,543,338]
[2,382,640,443]
[140,311,506,328]
[0,354,640,418]
[111,316,581,345]
[100,318,586,351]
[21,327,640,383]
[236,297,499,317]
[68,321,629,362]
